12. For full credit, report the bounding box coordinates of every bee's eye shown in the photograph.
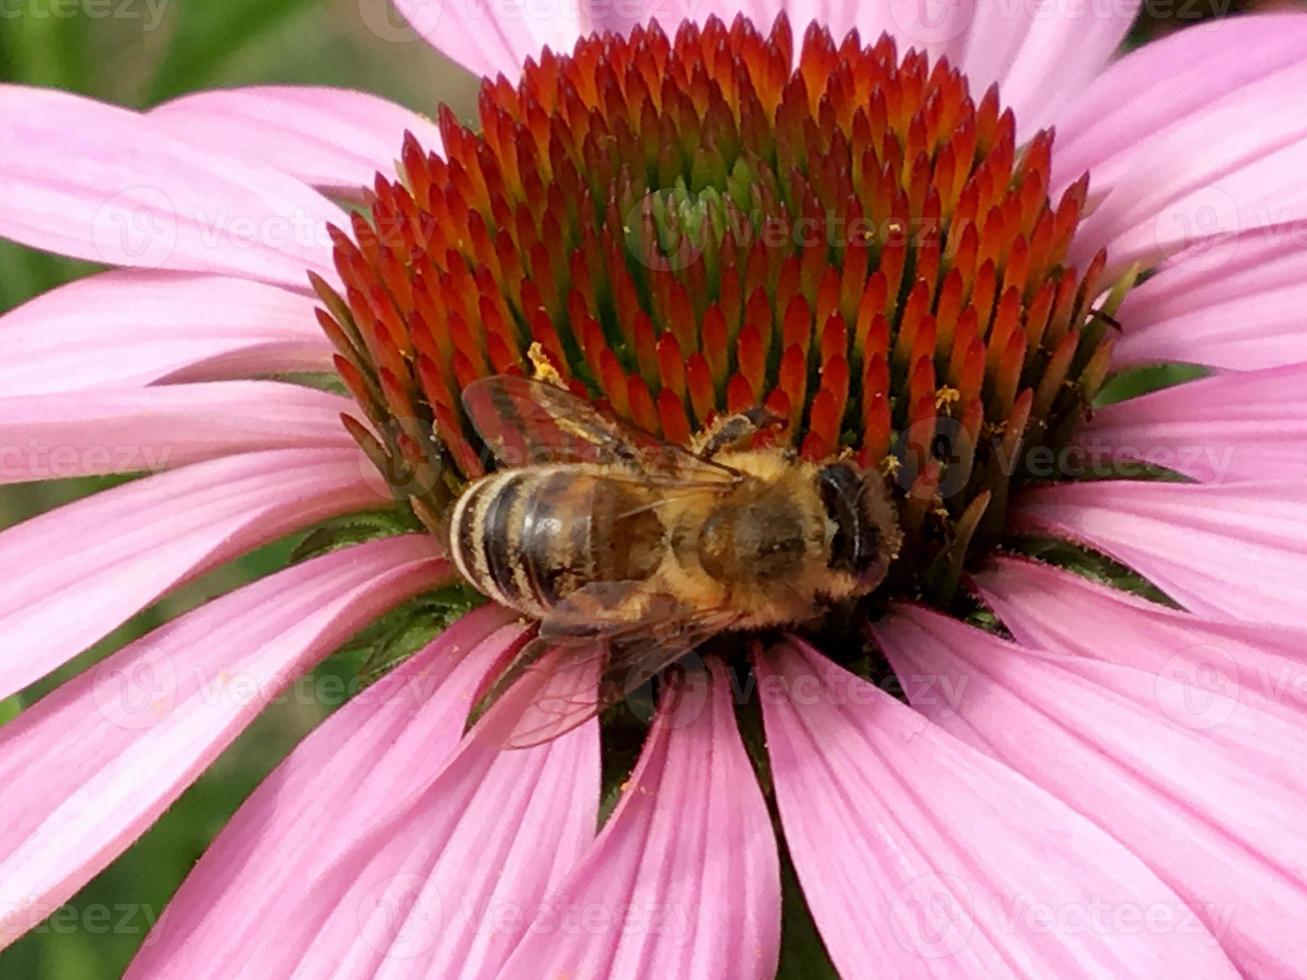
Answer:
[819,462,883,580]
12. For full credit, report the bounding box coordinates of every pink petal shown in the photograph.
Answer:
[150,86,443,195]
[0,536,449,951]
[0,381,354,484]
[392,0,588,80]
[1053,14,1307,192]
[127,605,524,980]
[498,661,781,979]
[1112,231,1307,371]
[232,673,600,979]
[961,0,1140,136]
[0,447,389,700]
[403,0,973,86]
[1016,479,1307,627]
[975,555,1307,727]
[0,86,343,289]
[1066,50,1307,276]
[0,270,331,395]
[603,0,795,40]
[791,0,977,67]
[876,605,1307,977]
[758,637,1238,978]
[1077,363,1307,483]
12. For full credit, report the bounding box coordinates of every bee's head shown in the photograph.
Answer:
[818,462,900,592]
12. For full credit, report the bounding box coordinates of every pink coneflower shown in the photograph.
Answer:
[3,1,1307,975]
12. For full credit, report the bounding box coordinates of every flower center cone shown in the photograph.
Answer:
[316,12,1124,625]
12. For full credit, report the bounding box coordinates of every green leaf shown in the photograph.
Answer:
[1094,362,1209,407]
[735,684,841,977]
[776,840,840,980]
[270,371,350,396]
[350,585,482,685]
[1011,535,1180,606]
[0,694,22,725]
[297,582,480,713]
[0,242,95,313]
[289,507,424,564]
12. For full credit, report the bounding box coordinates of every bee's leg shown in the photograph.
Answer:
[692,407,785,459]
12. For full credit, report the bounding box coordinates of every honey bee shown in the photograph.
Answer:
[448,375,901,744]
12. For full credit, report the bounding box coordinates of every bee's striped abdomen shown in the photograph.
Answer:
[449,467,604,618]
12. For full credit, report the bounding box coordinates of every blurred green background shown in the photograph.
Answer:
[0,0,1281,975]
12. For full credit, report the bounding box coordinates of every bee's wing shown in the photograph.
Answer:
[469,632,608,749]
[461,375,742,486]
[472,584,739,749]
